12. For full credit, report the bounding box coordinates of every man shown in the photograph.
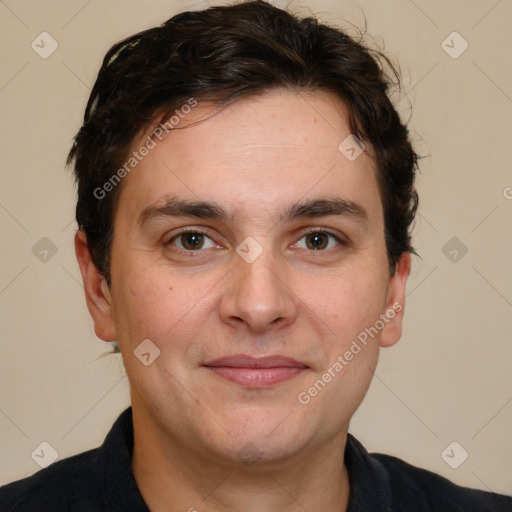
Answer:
[1,1,510,510]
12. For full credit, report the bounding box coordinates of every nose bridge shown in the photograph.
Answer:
[220,245,297,331]
[241,252,281,300]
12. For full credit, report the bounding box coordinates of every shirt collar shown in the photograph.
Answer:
[99,407,150,511]
[345,433,393,511]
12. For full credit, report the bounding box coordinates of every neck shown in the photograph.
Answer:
[131,408,351,512]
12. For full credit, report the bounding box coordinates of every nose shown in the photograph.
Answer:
[219,253,298,333]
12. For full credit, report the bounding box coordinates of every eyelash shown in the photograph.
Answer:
[165,227,347,252]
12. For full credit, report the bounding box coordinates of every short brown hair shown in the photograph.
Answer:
[68,0,419,284]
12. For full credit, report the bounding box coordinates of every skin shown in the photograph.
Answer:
[75,89,410,512]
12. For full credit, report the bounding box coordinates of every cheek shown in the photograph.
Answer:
[112,258,220,350]
[298,260,389,349]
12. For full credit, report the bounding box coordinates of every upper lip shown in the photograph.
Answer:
[203,355,308,369]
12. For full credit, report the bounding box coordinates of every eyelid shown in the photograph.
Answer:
[301,227,345,237]
[165,226,220,249]
[296,227,349,247]
[164,226,349,252]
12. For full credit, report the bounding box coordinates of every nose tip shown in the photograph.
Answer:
[219,259,297,332]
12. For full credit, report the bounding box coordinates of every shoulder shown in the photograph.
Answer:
[374,451,512,512]
[345,434,511,512]
[0,447,103,512]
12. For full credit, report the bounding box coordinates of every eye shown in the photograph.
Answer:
[168,230,217,251]
[295,230,344,251]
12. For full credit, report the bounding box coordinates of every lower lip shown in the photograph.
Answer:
[204,366,306,388]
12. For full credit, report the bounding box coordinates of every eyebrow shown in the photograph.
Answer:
[138,195,368,226]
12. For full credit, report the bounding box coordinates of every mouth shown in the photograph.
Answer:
[202,355,309,388]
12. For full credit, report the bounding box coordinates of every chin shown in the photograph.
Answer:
[206,409,314,464]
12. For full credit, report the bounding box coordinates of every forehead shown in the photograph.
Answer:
[116,89,382,225]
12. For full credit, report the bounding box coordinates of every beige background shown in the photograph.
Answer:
[0,0,510,496]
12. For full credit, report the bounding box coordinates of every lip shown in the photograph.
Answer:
[203,355,308,388]
[203,355,308,368]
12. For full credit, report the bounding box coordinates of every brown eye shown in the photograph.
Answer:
[305,232,329,250]
[294,231,344,251]
[180,232,204,250]
[168,231,216,251]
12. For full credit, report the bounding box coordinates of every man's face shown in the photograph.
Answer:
[81,90,409,464]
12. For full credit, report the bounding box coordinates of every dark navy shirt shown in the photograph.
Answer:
[0,407,510,511]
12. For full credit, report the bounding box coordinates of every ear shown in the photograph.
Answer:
[379,252,411,348]
[74,230,117,342]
